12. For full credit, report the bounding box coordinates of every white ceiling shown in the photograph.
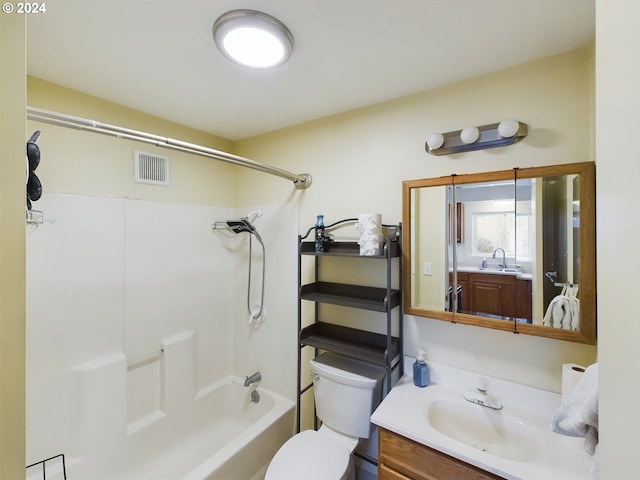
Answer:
[27,0,594,141]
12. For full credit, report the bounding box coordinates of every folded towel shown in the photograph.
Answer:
[543,294,580,330]
[552,363,598,479]
[543,295,570,328]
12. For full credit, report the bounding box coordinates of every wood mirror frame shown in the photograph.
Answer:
[402,162,596,344]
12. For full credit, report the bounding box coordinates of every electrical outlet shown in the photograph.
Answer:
[423,262,432,276]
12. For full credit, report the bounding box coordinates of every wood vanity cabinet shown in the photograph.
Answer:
[469,273,515,319]
[461,273,531,322]
[378,428,505,480]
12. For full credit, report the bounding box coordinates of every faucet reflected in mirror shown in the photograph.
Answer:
[492,248,506,269]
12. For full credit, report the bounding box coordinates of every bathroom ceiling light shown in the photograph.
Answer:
[213,9,293,69]
[425,120,528,156]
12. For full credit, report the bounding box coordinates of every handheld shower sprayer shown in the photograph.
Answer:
[226,219,255,234]
[224,210,263,242]
[211,210,266,325]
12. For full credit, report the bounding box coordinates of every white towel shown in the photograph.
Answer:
[543,295,570,328]
[552,363,598,479]
[543,294,579,330]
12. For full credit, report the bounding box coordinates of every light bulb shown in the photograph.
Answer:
[498,119,520,138]
[427,132,444,150]
[460,126,479,144]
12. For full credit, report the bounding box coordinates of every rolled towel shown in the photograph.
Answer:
[358,234,384,256]
[355,213,382,235]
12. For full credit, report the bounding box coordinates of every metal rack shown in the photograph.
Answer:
[296,219,403,433]
[26,454,67,480]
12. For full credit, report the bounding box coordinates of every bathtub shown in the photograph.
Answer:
[127,377,295,480]
[29,376,295,480]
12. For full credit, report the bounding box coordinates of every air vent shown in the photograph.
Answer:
[134,150,169,186]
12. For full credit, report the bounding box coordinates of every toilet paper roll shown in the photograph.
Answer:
[561,363,586,405]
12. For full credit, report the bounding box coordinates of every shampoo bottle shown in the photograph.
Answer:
[413,350,428,388]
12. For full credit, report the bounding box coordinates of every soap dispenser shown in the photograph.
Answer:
[413,350,428,388]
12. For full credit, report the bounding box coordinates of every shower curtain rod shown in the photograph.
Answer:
[26,106,312,189]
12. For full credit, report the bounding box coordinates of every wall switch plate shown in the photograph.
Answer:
[423,262,432,276]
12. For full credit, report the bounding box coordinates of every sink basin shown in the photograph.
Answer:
[478,267,523,274]
[426,400,539,462]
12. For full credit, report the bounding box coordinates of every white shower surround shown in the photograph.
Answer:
[26,193,298,478]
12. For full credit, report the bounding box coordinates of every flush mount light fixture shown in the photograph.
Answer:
[425,120,528,156]
[213,9,294,69]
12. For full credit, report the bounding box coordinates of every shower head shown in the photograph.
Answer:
[226,218,256,234]
[212,214,262,243]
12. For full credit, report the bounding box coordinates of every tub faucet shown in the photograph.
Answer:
[244,371,262,387]
[492,247,506,269]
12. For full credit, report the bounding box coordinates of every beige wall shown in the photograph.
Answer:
[27,77,240,206]
[0,14,26,478]
[235,48,594,213]
[235,48,597,391]
[595,0,640,477]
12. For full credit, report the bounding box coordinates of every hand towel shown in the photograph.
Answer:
[552,363,598,479]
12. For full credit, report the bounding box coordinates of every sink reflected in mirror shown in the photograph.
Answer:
[426,399,540,462]
[477,267,524,274]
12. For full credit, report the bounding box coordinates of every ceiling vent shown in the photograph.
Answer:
[134,150,170,186]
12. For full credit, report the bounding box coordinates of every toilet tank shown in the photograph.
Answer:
[310,352,385,439]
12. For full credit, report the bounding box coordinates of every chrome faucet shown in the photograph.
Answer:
[463,381,503,410]
[492,247,506,269]
[244,371,262,387]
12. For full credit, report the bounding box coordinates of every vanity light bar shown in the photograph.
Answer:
[425,120,528,156]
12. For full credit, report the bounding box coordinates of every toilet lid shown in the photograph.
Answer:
[265,430,349,480]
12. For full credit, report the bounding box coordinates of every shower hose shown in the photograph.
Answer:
[247,233,265,325]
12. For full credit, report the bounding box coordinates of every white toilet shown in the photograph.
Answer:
[265,352,385,480]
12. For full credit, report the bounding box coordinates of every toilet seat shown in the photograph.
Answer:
[265,430,350,480]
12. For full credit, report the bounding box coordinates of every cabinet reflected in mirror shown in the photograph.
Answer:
[403,162,596,344]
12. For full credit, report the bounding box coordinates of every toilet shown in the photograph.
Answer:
[265,352,385,480]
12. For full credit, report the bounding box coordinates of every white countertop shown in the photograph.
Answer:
[371,360,588,480]
[456,265,533,280]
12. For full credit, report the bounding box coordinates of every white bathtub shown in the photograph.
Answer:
[127,377,294,480]
[29,376,295,480]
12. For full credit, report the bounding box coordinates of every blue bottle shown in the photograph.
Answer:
[315,215,325,252]
[413,351,428,388]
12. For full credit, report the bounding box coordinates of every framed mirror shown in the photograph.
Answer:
[402,162,596,344]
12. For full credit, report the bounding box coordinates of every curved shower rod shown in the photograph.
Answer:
[26,106,313,189]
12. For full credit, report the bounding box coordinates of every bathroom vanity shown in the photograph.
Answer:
[371,360,587,480]
[452,269,532,321]
[378,428,503,480]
